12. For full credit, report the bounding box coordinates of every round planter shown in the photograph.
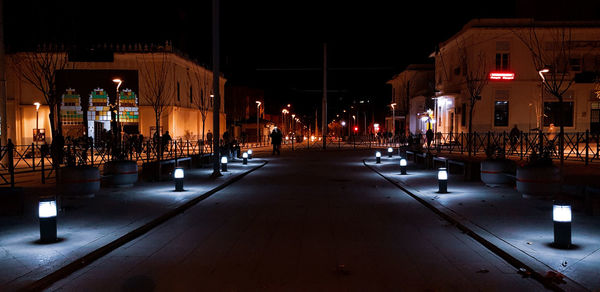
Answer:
[516,165,560,199]
[59,166,100,198]
[480,159,514,187]
[104,160,138,187]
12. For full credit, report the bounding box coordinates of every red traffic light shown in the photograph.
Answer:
[354,126,358,132]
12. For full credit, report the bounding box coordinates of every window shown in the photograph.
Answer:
[461,103,466,126]
[177,82,180,101]
[495,53,510,71]
[189,86,193,103]
[543,102,574,127]
[569,58,582,72]
[494,101,509,127]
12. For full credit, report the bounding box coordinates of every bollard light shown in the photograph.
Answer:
[400,158,407,175]
[387,147,393,158]
[221,156,228,172]
[438,167,448,193]
[247,149,253,159]
[553,201,572,248]
[242,152,248,165]
[174,167,184,191]
[376,151,381,164]
[38,196,57,243]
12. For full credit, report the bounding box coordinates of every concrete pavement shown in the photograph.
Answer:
[0,159,265,291]
[48,150,543,291]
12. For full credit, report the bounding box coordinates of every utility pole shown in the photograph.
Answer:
[211,0,221,177]
[0,0,7,146]
[322,43,327,150]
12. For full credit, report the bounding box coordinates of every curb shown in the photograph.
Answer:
[23,161,268,292]
[363,159,588,292]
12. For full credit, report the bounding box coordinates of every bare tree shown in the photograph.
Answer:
[457,40,489,156]
[190,65,212,145]
[137,51,173,155]
[515,27,576,169]
[10,45,69,139]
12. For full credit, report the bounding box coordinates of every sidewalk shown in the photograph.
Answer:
[0,158,266,291]
[365,155,600,291]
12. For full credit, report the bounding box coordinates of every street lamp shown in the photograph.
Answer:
[391,102,396,141]
[387,147,393,158]
[112,78,123,143]
[33,102,41,145]
[38,196,57,243]
[256,101,262,146]
[400,158,407,175]
[438,167,448,193]
[553,201,572,248]
[174,168,184,191]
[376,151,381,164]
[242,152,248,165]
[247,149,253,159]
[221,156,228,172]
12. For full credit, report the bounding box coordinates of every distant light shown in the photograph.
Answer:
[421,116,429,121]
[341,121,346,126]
[210,94,214,97]
[34,102,41,110]
[248,149,253,155]
[39,199,57,218]
[438,168,448,180]
[376,151,381,157]
[489,72,515,80]
[553,205,572,222]
[174,168,184,179]
[221,156,228,164]
[400,158,407,166]
[112,78,122,83]
[388,147,393,153]
[243,152,248,158]
[354,126,358,132]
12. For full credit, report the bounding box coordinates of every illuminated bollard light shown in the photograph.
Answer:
[38,196,57,243]
[387,147,393,158]
[221,156,228,172]
[174,168,184,192]
[247,149,253,159]
[242,152,248,165]
[376,151,381,164]
[438,167,448,193]
[400,158,407,175]
[553,201,572,248]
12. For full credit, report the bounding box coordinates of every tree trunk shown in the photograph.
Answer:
[468,103,474,157]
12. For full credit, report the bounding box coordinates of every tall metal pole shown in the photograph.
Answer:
[256,102,260,145]
[211,0,221,176]
[322,43,327,150]
[0,0,6,146]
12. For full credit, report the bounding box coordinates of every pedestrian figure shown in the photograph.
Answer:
[509,124,520,150]
[206,130,213,152]
[162,131,172,156]
[270,128,282,155]
[426,128,434,149]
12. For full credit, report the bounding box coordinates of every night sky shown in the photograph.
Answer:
[5,0,600,121]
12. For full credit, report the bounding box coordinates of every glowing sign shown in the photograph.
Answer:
[489,72,515,80]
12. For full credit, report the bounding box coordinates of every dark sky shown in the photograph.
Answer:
[5,0,600,121]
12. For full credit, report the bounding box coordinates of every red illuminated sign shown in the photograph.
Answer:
[489,72,515,80]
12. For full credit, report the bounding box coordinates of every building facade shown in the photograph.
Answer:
[387,64,434,135]
[7,42,226,145]
[432,19,600,136]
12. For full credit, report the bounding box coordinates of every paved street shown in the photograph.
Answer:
[49,150,544,291]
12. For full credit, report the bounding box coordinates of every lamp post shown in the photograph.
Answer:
[400,158,407,175]
[38,196,57,242]
[112,78,123,144]
[174,168,184,191]
[553,201,572,248]
[33,102,40,145]
[242,152,248,165]
[221,156,228,172]
[375,151,381,164]
[256,101,261,146]
[391,102,396,142]
[438,167,448,193]
[247,149,253,159]
[538,68,550,154]
[387,147,393,158]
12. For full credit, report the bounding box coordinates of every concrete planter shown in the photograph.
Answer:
[59,165,100,198]
[516,165,560,199]
[104,160,138,187]
[480,159,514,187]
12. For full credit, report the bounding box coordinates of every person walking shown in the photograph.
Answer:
[426,128,434,150]
[270,128,282,155]
[206,130,213,152]
[509,124,520,151]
